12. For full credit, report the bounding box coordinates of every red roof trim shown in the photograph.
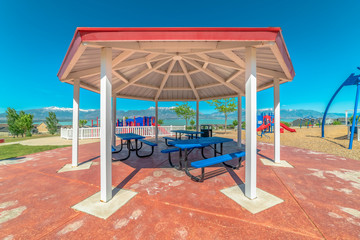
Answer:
[58,27,294,80]
[57,31,82,78]
[275,32,295,78]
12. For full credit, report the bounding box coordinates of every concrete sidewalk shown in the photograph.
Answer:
[0,136,99,146]
[0,140,359,239]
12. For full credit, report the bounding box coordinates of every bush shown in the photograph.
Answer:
[241,122,245,129]
[332,120,341,125]
[280,121,290,127]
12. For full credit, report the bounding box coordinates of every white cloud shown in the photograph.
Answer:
[43,106,96,112]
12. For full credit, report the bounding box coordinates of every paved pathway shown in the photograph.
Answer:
[0,136,99,146]
[0,139,359,239]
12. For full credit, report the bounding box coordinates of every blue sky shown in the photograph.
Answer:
[0,0,359,114]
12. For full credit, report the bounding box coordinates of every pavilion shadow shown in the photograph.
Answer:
[306,135,347,149]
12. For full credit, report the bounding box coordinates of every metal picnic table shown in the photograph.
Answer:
[168,137,233,174]
[171,130,203,139]
[113,133,154,161]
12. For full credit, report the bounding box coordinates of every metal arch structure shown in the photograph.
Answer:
[321,72,360,149]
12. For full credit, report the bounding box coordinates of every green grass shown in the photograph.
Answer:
[1,134,58,143]
[0,144,69,160]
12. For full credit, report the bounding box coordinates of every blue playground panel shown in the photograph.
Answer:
[117,116,155,127]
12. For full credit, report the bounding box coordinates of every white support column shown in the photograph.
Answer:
[196,100,200,132]
[72,78,80,167]
[237,95,242,148]
[155,101,159,142]
[100,47,112,202]
[274,78,280,163]
[245,47,257,200]
[112,96,117,147]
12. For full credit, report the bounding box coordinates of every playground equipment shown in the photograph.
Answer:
[322,69,360,149]
[300,116,320,128]
[345,109,360,142]
[117,116,155,127]
[257,113,295,137]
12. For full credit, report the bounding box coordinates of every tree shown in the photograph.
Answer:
[6,108,33,137]
[79,119,88,128]
[17,111,34,137]
[172,102,195,129]
[158,119,164,125]
[190,119,195,129]
[6,108,20,137]
[206,98,237,132]
[45,112,59,135]
[232,120,238,130]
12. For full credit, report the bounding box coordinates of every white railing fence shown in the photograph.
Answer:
[0,132,10,137]
[60,125,186,140]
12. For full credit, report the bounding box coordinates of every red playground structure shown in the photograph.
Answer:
[256,114,296,138]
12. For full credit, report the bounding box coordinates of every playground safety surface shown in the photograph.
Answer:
[0,139,360,239]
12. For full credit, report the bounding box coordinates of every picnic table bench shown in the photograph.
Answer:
[171,130,203,140]
[190,152,245,182]
[112,133,157,161]
[166,137,238,180]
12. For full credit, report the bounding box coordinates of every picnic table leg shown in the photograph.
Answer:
[135,139,154,158]
[183,148,204,182]
[214,144,217,157]
[223,156,245,169]
[201,147,208,159]
[112,140,132,161]
[112,139,124,153]
[175,149,183,170]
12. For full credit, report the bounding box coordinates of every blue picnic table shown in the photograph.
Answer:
[113,133,156,161]
[167,137,233,174]
[171,130,203,139]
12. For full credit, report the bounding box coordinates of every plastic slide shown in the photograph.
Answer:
[257,123,271,132]
[280,123,296,132]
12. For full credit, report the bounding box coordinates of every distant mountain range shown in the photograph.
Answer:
[0,106,345,123]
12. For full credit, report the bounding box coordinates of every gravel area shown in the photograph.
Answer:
[215,125,360,161]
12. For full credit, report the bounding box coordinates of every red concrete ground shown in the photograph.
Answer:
[1,139,360,239]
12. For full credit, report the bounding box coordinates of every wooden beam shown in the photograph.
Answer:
[222,50,246,68]
[115,94,154,101]
[157,98,197,102]
[112,71,128,83]
[139,41,218,50]
[196,82,223,90]
[179,60,199,100]
[226,70,243,83]
[60,45,87,80]
[66,50,133,80]
[182,41,268,55]
[80,82,99,93]
[270,43,293,79]
[188,69,201,75]
[133,83,159,90]
[113,55,171,70]
[83,42,173,56]
[169,72,185,76]
[155,59,176,100]
[154,69,166,75]
[112,58,172,93]
[222,50,288,79]
[183,58,244,94]
[163,87,193,90]
[200,94,243,101]
[184,55,242,70]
